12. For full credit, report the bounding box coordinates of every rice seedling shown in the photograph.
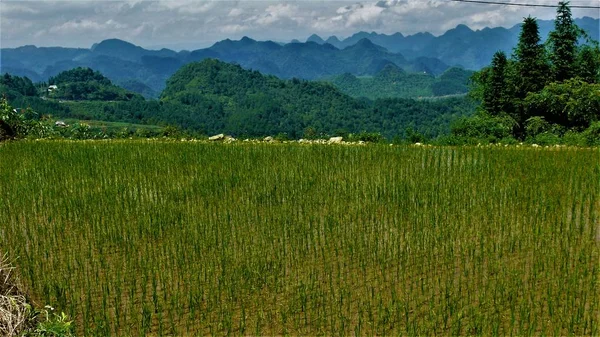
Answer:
[0,140,598,336]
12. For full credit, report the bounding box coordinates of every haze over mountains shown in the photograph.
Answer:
[307,17,599,69]
[1,17,597,98]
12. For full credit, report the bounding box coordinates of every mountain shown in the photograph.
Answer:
[91,38,179,62]
[306,34,325,44]
[1,17,596,93]
[317,17,599,69]
[327,64,474,99]
[1,37,448,95]
[116,79,158,99]
[157,59,475,138]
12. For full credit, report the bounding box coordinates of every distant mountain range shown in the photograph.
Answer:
[1,17,597,97]
[1,37,448,97]
[306,17,599,70]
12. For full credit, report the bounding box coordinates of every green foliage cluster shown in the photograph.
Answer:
[47,67,143,101]
[461,1,600,144]
[0,73,37,98]
[0,98,54,141]
[328,65,473,99]
[0,73,71,118]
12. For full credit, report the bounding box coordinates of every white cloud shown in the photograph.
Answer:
[0,0,597,49]
[228,8,244,17]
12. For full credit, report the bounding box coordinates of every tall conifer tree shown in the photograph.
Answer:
[549,1,579,82]
[483,51,509,116]
[514,16,549,97]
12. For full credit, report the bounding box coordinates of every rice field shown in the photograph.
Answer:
[0,140,598,336]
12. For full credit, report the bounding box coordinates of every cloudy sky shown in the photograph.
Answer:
[1,0,598,50]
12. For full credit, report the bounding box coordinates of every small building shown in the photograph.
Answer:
[48,85,58,92]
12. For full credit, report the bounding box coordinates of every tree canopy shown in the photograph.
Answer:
[47,67,143,101]
[460,2,600,143]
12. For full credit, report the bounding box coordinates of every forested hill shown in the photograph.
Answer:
[48,67,143,101]
[158,59,475,138]
[327,65,474,99]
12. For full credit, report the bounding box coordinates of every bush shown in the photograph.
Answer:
[529,132,561,145]
[525,116,550,138]
[582,121,600,146]
[347,132,385,143]
[450,112,516,143]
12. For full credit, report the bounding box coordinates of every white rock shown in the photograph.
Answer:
[209,134,225,141]
[264,136,273,142]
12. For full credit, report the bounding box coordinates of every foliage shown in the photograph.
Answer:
[524,116,551,138]
[157,59,475,139]
[48,67,143,101]
[450,112,516,144]
[482,52,509,117]
[33,309,75,337]
[576,44,600,83]
[513,16,550,100]
[0,73,37,98]
[524,78,600,129]
[0,98,54,140]
[328,65,473,99]
[548,1,579,82]
[457,2,600,143]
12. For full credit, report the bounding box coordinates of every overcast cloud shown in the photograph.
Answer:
[1,0,598,50]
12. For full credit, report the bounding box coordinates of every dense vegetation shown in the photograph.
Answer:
[453,2,600,144]
[1,141,598,336]
[1,60,476,140]
[47,67,143,101]
[157,59,475,138]
[328,65,473,99]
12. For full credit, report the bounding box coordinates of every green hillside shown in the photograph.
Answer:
[48,67,143,101]
[160,59,475,138]
[327,65,474,99]
[1,61,476,139]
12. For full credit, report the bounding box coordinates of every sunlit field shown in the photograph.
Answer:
[1,141,598,336]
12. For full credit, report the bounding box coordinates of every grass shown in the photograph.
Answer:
[60,119,164,131]
[0,140,598,336]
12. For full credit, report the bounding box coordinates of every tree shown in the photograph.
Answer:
[512,16,550,134]
[577,45,600,83]
[482,51,509,116]
[548,1,579,82]
[513,16,549,97]
[524,78,600,129]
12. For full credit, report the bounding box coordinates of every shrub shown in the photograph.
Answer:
[450,112,516,143]
[525,116,550,138]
